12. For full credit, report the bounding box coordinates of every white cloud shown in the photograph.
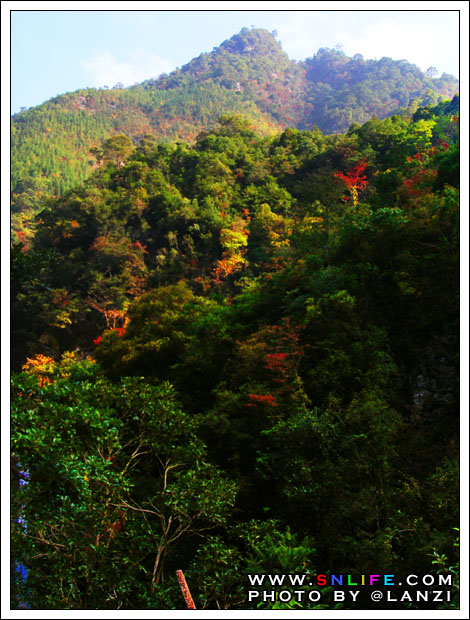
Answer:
[339,17,457,76]
[82,48,173,88]
[276,11,459,77]
[276,12,353,59]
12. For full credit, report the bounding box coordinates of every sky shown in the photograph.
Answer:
[8,3,462,114]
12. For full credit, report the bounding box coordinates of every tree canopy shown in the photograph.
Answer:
[11,98,460,609]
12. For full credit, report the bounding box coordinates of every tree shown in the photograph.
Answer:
[11,367,237,608]
[333,158,369,206]
[91,135,134,167]
[426,66,438,78]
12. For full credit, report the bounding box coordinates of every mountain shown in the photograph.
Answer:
[11,27,458,224]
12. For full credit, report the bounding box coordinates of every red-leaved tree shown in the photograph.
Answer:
[334,158,368,206]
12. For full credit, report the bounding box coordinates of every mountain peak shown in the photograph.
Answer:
[218,27,286,58]
[177,26,293,89]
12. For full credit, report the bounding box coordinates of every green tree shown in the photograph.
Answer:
[11,368,237,608]
[91,134,135,167]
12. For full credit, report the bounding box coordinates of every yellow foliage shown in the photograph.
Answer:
[22,354,55,374]
[53,310,73,329]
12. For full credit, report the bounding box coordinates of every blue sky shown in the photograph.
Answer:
[9,7,461,114]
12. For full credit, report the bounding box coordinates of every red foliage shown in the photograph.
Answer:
[246,393,278,407]
[265,352,289,380]
[53,290,70,307]
[133,240,148,253]
[213,256,244,282]
[401,168,438,199]
[105,510,126,541]
[93,326,125,345]
[436,139,450,150]
[333,158,368,191]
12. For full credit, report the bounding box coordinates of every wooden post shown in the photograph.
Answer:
[176,569,196,609]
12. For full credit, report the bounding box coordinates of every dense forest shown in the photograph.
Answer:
[11,27,458,238]
[11,77,460,610]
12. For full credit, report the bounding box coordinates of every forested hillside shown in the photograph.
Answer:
[11,27,458,237]
[11,96,460,609]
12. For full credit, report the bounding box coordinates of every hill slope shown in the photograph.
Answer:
[11,28,458,222]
